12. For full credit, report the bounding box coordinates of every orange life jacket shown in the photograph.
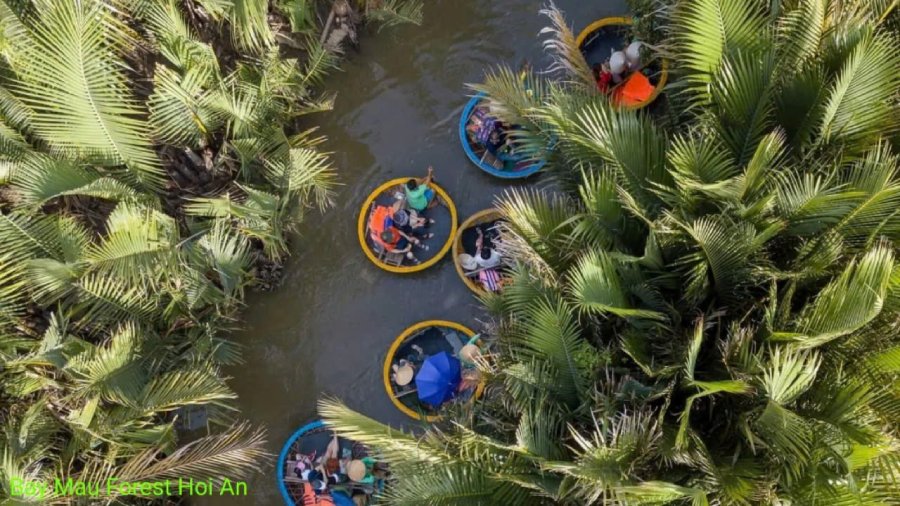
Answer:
[369,205,400,250]
[612,72,655,106]
[302,484,336,506]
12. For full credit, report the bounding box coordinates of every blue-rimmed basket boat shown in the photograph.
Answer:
[278,420,377,505]
[459,92,548,179]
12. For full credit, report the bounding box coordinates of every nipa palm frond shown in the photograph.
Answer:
[671,0,770,104]
[367,0,424,30]
[788,243,894,349]
[817,29,900,156]
[10,0,162,189]
[539,2,595,92]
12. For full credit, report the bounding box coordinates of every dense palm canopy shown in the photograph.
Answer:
[0,0,421,502]
[322,1,900,504]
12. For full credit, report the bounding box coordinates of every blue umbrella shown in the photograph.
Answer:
[415,351,462,406]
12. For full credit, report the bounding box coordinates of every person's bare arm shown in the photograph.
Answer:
[419,165,434,186]
[397,229,423,245]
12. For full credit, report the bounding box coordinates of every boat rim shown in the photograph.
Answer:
[382,319,482,421]
[458,92,547,179]
[574,16,670,110]
[357,178,458,274]
[452,208,505,295]
[276,419,325,506]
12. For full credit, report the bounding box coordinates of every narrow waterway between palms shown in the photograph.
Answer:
[222,2,624,503]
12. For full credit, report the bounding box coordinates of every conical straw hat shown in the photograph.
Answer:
[347,459,366,482]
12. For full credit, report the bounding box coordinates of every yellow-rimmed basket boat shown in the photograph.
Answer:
[357,178,458,274]
[452,209,507,294]
[576,16,669,110]
[383,320,485,422]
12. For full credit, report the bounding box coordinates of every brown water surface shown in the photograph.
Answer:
[221,1,624,504]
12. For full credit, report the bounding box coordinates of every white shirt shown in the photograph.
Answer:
[475,248,501,269]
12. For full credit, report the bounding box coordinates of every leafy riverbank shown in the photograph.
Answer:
[0,0,420,502]
[323,1,900,504]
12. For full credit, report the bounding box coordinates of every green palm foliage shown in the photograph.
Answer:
[0,0,422,501]
[322,1,900,504]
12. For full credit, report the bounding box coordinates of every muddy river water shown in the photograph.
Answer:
[221,1,625,503]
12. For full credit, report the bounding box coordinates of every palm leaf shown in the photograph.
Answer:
[9,0,162,188]
[762,346,821,405]
[710,52,775,166]
[318,398,457,465]
[508,298,593,407]
[539,2,595,91]
[148,65,221,146]
[775,0,828,76]
[229,0,275,53]
[367,0,424,30]
[672,0,770,103]
[78,423,268,492]
[262,147,337,210]
[788,244,894,348]
[85,203,180,286]
[567,250,666,320]
[818,30,900,156]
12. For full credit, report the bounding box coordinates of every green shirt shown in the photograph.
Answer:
[461,335,481,366]
[359,456,376,484]
[405,184,429,211]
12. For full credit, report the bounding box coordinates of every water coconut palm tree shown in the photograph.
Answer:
[321,1,900,504]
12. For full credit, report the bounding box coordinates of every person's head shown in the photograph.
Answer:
[311,479,326,492]
[347,460,367,482]
[489,129,500,142]
[325,458,340,475]
[610,51,626,74]
[460,343,481,363]
[625,41,642,67]
[380,230,394,243]
[602,61,611,72]
[392,210,409,227]
[592,63,603,78]
[406,179,418,191]
[392,360,414,386]
[480,247,492,260]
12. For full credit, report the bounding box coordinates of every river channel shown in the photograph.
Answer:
[223,1,624,503]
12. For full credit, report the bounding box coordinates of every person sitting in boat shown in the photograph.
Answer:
[369,204,425,262]
[459,336,484,367]
[455,368,482,401]
[390,200,433,238]
[404,166,437,212]
[475,228,502,269]
[301,482,335,506]
[379,227,426,263]
[390,360,415,393]
[466,105,495,142]
[347,457,377,485]
[468,107,517,165]
[625,41,643,71]
[316,435,352,487]
[609,50,628,84]
[485,128,518,170]
[458,253,478,274]
[594,62,614,93]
